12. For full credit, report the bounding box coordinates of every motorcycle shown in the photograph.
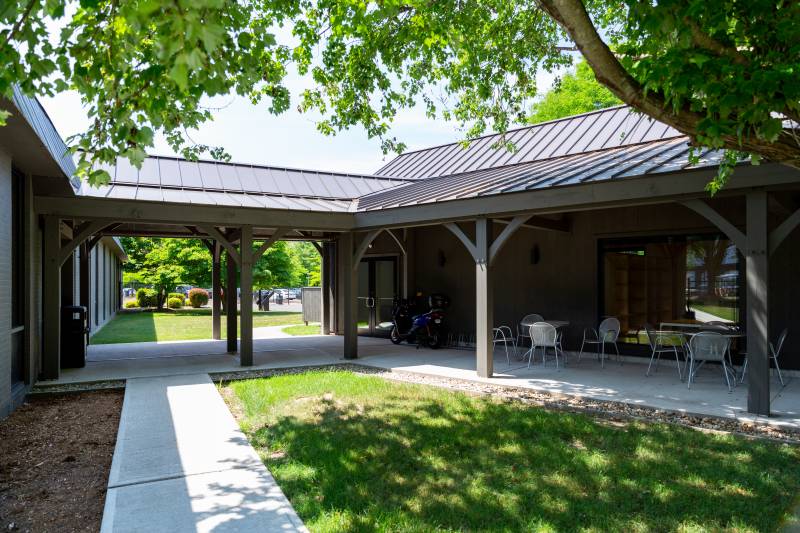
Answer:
[390,294,449,349]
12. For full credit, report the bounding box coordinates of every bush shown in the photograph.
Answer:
[124,300,138,309]
[136,288,157,308]
[188,288,209,308]
[168,292,186,303]
[167,297,183,309]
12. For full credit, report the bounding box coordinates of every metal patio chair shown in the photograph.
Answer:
[739,328,788,386]
[687,331,733,392]
[517,313,544,355]
[578,317,621,367]
[528,322,562,369]
[644,324,684,380]
[493,326,517,366]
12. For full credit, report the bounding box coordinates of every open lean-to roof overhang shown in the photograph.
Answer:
[21,92,800,236]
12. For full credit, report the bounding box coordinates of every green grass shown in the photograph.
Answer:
[90,308,303,344]
[225,371,800,532]
[691,304,738,322]
[282,324,322,336]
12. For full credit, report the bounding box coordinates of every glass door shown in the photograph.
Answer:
[356,257,398,336]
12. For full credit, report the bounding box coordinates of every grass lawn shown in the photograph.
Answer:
[691,304,738,322]
[90,308,303,344]
[225,371,800,532]
[282,324,321,336]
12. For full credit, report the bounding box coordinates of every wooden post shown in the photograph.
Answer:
[746,192,770,415]
[79,241,91,342]
[475,218,493,378]
[42,216,61,379]
[225,250,238,354]
[341,232,358,359]
[239,226,253,366]
[211,242,221,340]
[321,243,332,335]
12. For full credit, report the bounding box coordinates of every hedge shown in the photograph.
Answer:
[188,288,209,308]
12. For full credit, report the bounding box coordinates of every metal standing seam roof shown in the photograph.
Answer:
[11,86,79,187]
[357,137,723,211]
[79,154,411,212]
[374,106,683,180]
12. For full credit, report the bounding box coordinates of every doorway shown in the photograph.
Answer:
[357,256,398,336]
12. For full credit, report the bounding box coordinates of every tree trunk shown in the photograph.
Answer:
[537,0,800,165]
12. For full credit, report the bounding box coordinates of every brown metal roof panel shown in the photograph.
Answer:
[533,114,591,161]
[178,160,203,188]
[155,158,181,187]
[581,108,629,152]
[420,142,473,178]
[198,162,223,190]
[498,121,558,166]
[616,139,689,176]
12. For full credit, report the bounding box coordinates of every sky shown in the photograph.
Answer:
[40,70,562,175]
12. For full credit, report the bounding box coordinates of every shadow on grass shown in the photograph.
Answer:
[237,374,800,532]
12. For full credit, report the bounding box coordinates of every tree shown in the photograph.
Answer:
[529,60,620,124]
[289,241,321,287]
[119,237,212,308]
[2,1,797,191]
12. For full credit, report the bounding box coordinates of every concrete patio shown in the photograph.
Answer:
[48,335,800,430]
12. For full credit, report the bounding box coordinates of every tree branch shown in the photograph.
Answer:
[684,17,748,66]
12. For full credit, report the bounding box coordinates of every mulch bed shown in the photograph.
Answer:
[0,390,123,533]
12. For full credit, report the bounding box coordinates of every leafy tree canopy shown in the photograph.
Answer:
[529,60,620,124]
[2,0,798,191]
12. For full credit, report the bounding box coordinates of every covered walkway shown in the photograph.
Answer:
[46,336,800,431]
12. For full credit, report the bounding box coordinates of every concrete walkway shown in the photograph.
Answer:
[101,373,307,533]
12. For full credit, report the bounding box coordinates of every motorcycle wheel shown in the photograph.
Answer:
[390,327,403,345]
[428,331,442,349]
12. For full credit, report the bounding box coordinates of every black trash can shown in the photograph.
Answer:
[61,306,88,368]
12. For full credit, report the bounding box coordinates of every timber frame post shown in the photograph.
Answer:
[225,249,238,354]
[211,242,222,340]
[320,242,332,335]
[682,193,800,416]
[42,216,62,379]
[341,232,357,359]
[239,226,254,366]
[444,214,529,378]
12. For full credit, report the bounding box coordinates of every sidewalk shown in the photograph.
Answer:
[101,373,307,532]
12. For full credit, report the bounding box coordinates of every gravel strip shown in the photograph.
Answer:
[213,363,800,443]
[29,380,126,396]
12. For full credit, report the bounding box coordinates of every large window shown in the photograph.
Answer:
[600,235,741,344]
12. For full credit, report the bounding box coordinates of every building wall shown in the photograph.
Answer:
[406,199,800,369]
[0,148,12,417]
[87,239,122,335]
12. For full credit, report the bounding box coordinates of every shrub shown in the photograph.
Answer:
[188,288,209,308]
[136,288,157,308]
[168,292,186,303]
[167,297,183,309]
[124,300,138,309]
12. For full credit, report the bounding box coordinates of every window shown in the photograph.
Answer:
[11,168,25,384]
[600,235,741,344]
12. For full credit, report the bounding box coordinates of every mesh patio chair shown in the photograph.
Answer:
[644,324,684,380]
[528,322,562,369]
[493,326,517,366]
[687,331,733,392]
[578,317,621,367]
[518,313,544,354]
[739,328,788,386]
